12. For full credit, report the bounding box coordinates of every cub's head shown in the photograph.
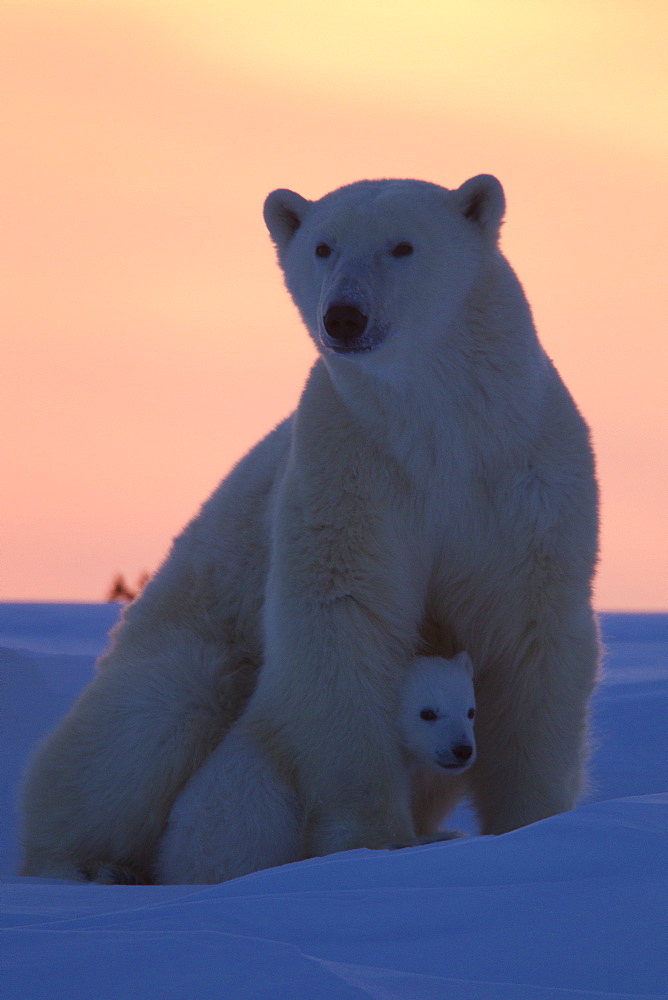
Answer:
[263,177,505,365]
[399,652,476,774]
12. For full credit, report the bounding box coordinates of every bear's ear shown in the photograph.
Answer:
[263,189,312,252]
[453,175,505,240]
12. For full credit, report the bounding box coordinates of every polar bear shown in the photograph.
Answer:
[157,653,476,884]
[21,175,599,881]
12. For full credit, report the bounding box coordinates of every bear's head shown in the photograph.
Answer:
[398,652,476,774]
[263,177,505,368]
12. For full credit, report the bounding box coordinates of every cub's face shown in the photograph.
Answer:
[264,177,504,372]
[399,653,476,774]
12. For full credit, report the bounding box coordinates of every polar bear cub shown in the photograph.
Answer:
[157,652,476,885]
[398,653,476,775]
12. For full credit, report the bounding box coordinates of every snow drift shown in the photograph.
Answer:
[1,605,666,999]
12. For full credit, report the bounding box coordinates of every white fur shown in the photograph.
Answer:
[157,654,476,884]
[21,176,599,880]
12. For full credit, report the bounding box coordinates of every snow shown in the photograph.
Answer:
[1,606,666,999]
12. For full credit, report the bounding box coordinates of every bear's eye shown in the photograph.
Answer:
[315,243,332,259]
[391,242,414,258]
[468,708,475,719]
[420,708,438,722]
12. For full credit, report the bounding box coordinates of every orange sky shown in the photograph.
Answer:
[2,1,666,609]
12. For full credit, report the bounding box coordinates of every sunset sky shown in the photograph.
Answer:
[2,0,666,609]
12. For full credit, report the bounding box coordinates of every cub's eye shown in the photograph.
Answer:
[468,708,475,719]
[315,243,332,258]
[391,241,413,258]
[420,708,438,722]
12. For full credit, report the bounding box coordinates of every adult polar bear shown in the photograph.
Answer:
[21,176,599,880]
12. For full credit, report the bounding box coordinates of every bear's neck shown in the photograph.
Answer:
[306,258,549,483]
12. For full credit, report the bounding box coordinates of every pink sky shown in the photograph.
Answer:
[2,2,666,609]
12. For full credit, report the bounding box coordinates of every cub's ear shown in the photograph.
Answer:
[453,650,475,679]
[454,175,505,240]
[263,189,312,252]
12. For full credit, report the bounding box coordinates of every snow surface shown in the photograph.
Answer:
[1,605,666,999]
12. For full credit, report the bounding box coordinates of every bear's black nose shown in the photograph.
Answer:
[452,744,473,763]
[323,304,368,347]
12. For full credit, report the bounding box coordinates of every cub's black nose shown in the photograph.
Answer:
[452,744,473,763]
[323,304,368,347]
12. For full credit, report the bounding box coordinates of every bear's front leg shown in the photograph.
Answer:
[249,480,425,858]
[468,607,600,835]
[253,591,420,857]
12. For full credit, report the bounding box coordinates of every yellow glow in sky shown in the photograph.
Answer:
[2,0,667,608]
[40,0,668,158]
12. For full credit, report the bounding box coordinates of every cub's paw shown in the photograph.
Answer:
[79,863,153,885]
[386,830,466,850]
